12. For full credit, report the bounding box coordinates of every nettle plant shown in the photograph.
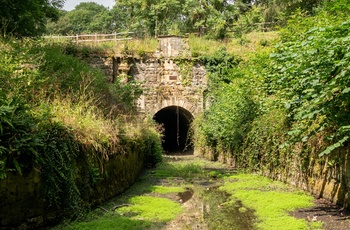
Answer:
[269,20,350,156]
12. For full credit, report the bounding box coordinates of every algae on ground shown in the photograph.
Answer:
[116,196,182,222]
[221,174,321,230]
[53,157,321,230]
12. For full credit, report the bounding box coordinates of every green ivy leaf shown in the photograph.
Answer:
[319,136,349,157]
[342,87,350,94]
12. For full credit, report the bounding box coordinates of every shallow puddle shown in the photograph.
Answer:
[177,188,194,203]
[201,187,257,230]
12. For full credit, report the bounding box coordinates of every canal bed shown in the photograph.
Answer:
[53,154,349,230]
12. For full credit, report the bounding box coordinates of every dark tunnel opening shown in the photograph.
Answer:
[153,106,194,154]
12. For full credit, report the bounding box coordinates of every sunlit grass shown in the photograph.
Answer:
[61,195,183,229]
[153,157,228,180]
[71,38,159,57]
[116,196,183,222]
[154,162,204,179]
[189,31,279,59]
[49,31,279,60]
[221,174,321,230]
[48,95,121,154]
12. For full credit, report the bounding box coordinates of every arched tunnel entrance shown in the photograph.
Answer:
[153,106,194,153]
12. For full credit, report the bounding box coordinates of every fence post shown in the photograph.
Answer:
[114,32,117,42]
[76,34,78,43]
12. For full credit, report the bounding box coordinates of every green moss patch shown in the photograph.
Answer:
[116,196,182,222]
[221,174,319,230]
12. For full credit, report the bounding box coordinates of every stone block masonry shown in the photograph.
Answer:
[130,58,206,117]
[90,36,207,118]
[0,145,145,229]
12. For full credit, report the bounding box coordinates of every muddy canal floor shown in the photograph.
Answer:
[161,155,253,230]
[162,155,350,230]
[55,154,350,230]
[291,198,350,230]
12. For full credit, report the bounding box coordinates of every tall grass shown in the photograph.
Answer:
[48,95,120,156]
[46,31,278,60]
[0,38,164,221]
[59,38,160,58]
[189,31,278,59]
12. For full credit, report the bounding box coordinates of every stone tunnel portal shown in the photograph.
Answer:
[153,106,194,153]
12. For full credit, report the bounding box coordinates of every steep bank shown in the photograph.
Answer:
[0,39,163,229]
[193,2,350,210]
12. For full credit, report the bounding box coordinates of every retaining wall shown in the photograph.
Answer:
[0,144,144,229]
[195,147,350,208]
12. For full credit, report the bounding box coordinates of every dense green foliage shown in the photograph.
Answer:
[0,39,163,218]
[270,20,350,156]
[0,0,329,38]
[194,47,258,155]
[47,0,327,39]
[47,2,115,35]
[0,0,63,37]
[194,0,350,172]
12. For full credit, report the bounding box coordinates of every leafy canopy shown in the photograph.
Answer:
[0,0,64,37]
[47,2,114,35]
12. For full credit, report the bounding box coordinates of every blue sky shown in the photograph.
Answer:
[63,0,115,11]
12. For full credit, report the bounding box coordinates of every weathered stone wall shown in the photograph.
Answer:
[85,36,206,117]
[0,145,144,229]
[156,36,190,58]
[85,54,115,82]
[130,58,206,116]
[0,171,46,229]
[284,148,350,208]
[89,55,207,116]
[196,147,350,209]
[90,57,207,117]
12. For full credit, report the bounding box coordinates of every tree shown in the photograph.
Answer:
[46,10,71,35]
[114,0,185,37]
[254,0,326,23]
[0,0,64,37]
[47,2,113,35]
[114,0,244,38]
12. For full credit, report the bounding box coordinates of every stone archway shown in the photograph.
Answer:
[153,106,194,153]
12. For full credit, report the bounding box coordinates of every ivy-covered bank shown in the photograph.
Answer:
[0,39,163,229]
[193,1,350,208]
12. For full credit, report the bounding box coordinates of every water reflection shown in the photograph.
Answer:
[201,187,257,230]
